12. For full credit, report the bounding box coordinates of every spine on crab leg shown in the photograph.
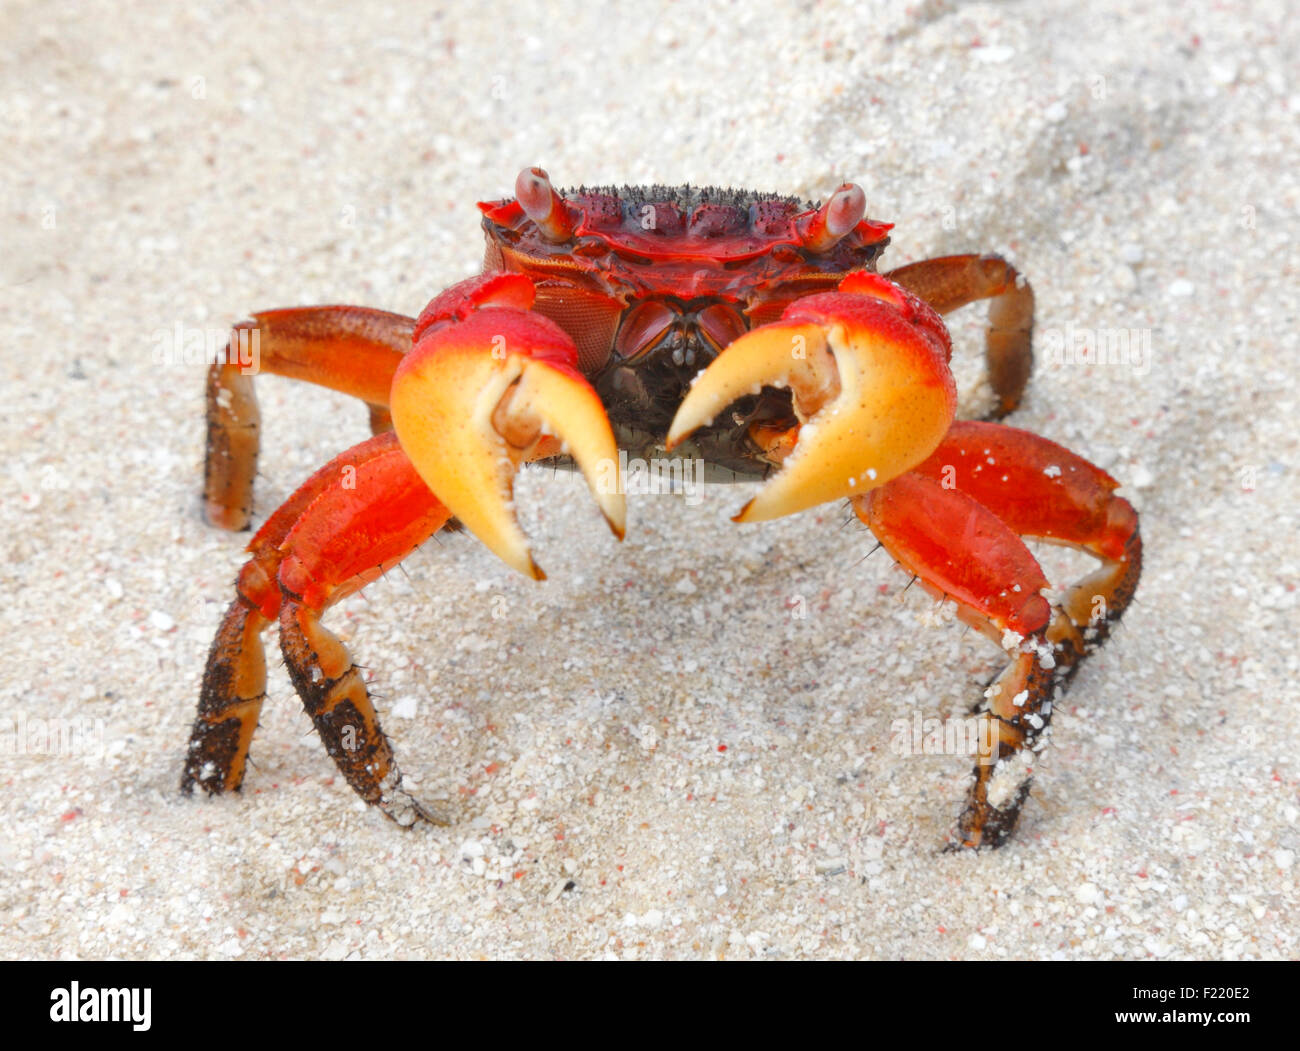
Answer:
[856,420,1141,848]
[184,432,452,825]
[884,254,1034,418]
[204,306,415,530]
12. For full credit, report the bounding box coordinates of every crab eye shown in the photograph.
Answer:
[797,183,866,253]
[515,166,575,242]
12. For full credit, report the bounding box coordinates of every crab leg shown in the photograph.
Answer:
[184,437,386,798]
[184,431,452,823]
[884,254,1034,418]
[274,442,451,826]
[204,306,414,530]
[856,420,1141,848]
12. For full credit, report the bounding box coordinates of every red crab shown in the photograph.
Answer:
[185,167,1141,848]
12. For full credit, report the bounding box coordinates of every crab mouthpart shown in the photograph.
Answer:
[665,290,956,522]
[391,309,624,579]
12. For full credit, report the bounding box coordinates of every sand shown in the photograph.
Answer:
[1,0,1296,959]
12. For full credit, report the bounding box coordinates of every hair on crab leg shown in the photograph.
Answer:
[852,542,884,569]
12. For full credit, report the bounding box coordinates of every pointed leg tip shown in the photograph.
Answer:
[205,499,251,532]
[982,397,1019,421]
[381,790,452,828]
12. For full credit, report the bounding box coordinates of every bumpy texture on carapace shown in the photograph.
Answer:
[479,183,895,475]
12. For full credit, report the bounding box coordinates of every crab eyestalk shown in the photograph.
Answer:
[515,166,575,243]
[797,183,867,253]
[390,274,624,580]
[666,275,957,522]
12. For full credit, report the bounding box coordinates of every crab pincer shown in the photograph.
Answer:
[667,272,958,520]
[390,272,626,580]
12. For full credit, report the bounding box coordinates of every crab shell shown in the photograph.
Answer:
[478,174,894,370]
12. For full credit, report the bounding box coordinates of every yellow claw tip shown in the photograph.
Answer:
[663,416,697,452]
[592,487,627,541]
[491,529,548,581]
[729,498,756,524]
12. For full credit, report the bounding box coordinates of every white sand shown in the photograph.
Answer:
[1,0,1296,959]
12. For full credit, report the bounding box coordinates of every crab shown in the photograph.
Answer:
[184,166,1142,849]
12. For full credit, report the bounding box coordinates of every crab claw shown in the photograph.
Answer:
[666,273,957,522]
[391,274,624,580]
